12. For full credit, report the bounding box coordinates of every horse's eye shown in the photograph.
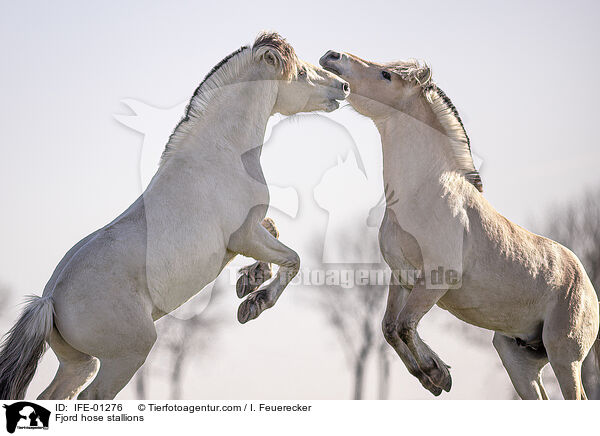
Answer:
[299,68,307,77]
[382,71,391,81]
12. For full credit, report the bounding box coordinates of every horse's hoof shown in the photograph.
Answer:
[439,368,452,392]
[437,366,452,392]
[236,274,251,299]
[237,298,257,324]
[423,357,452,392]
[430,385,443,397]
[236,262,272,299]
[237,290,269,324]
[418,375,443,396]
[442,375,452,392]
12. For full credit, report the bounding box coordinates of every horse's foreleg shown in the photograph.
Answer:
[230,221,299,324]
[394,283,452,392]
[382,280,443,396]
[492,332,548,400]
[377,210,450,392]
[236,218,279,298]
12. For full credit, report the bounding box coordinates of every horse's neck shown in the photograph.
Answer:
[377,111,457,202]
[161,71,277,170]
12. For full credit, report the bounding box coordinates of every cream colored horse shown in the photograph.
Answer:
[0,33,349,401]
[320,51,600,399]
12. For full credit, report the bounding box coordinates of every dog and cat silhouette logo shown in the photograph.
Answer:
[2,402,50,433]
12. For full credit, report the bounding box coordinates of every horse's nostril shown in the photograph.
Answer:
[328,51,341,60]
[342,82,349,93]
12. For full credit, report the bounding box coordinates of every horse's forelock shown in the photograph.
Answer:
[387,59,432,87]
[253,32,299,80]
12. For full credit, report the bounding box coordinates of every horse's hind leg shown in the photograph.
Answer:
[77,354,149,400]
[77,322,156,400]
[38,328,99,400]
[550,360,587,400]
[582,349,600,399]
[545,332,588,400]
[492,332,548,400]
[236,218,279,298]
[542,286,599,400]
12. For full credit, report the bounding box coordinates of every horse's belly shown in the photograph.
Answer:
[145,228,229,315]
[437,296,508,332]
[437,286,544,336]
[147,254,227,316]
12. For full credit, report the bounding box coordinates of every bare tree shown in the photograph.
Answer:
[134,365,148,400]
[132,279,226,399]
[316,277,388,399]
[376,341,391,400]
[542,187,600,291]
[0,285,11,321]
[305,230,390,399]
[159,310,222,399]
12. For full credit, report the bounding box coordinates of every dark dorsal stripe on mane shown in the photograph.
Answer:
[161,32,300,164]
[163,45,250,160]
[388,60,483,192]
[427,85,470,150]
[427,85,483,192]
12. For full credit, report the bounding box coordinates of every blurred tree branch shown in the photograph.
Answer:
[0,284,11,320]
[542,187,600,291]
[317,280,388,399]
[308,234,391,399]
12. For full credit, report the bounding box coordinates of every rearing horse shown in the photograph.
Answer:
[320,51,599,399]
[0,33,349,400]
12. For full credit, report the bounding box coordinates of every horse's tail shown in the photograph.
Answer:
[0,295,54,400]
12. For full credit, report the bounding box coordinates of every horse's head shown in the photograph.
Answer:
[319,51,431,120]
[253,33,349,115]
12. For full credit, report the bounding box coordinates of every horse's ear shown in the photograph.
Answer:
[264,50,278,67]
[255,47,281,72]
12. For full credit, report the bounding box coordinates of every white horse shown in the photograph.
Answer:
[0,33,349,401]
[320,51,600,399]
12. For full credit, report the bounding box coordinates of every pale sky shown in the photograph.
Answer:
[1,0,599,399]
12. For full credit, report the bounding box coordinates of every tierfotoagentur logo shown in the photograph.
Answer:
[2,402,50,433]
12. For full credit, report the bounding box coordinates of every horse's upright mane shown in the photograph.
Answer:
[386,60,483,192]
[161,32,299,164]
